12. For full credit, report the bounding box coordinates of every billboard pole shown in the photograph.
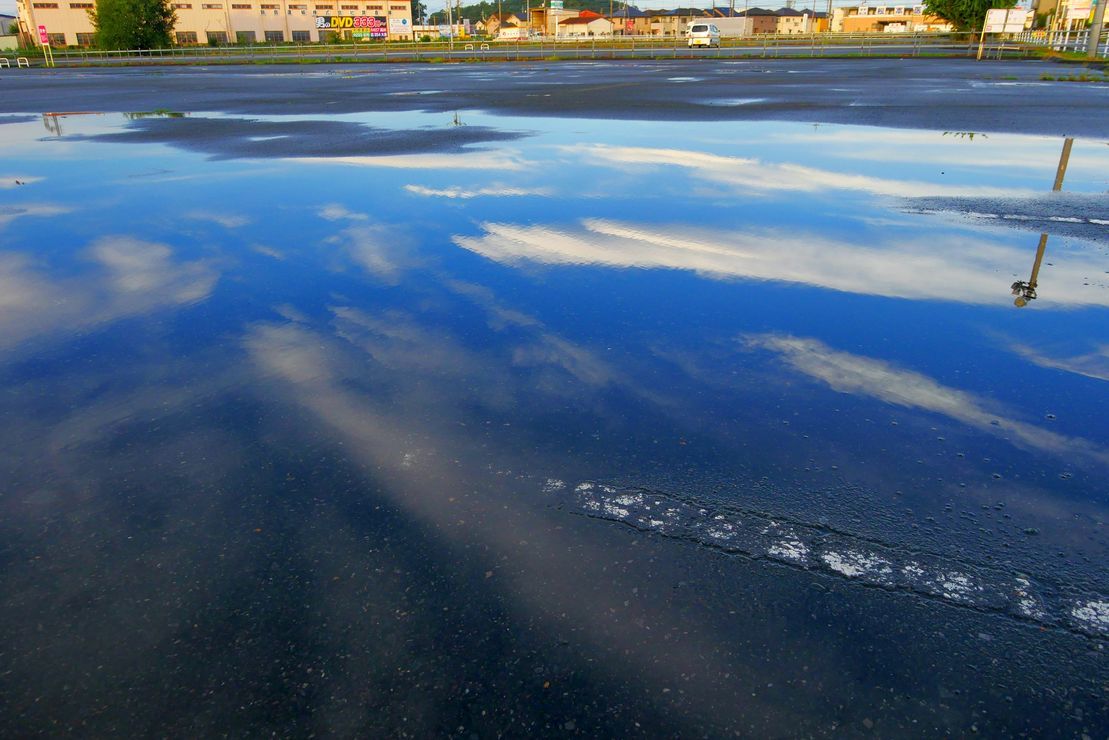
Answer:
[1087,0,1107,57]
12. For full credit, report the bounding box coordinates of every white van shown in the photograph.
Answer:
[687,23,721,48]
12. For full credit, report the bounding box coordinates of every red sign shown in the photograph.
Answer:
[38,24,49,45]
[625,19,633,30]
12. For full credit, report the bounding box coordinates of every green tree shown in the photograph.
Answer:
[924,0,1015,31]
[88,0,176,49]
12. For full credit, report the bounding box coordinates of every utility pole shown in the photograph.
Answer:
[447,0,454,49]
[1052,136,1074,190]
[1087,0,1107,57]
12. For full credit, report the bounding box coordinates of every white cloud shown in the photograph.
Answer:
[745,333,1109,466]
[404,184,550,199]
[453,218,1109,307]
[568,144,1037,199]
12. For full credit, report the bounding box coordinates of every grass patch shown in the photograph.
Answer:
[1041,72,1109,82]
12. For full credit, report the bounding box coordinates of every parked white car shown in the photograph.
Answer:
[687,23,721,48]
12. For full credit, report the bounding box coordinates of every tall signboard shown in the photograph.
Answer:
[978,6,1027,59]
[37,24,55,67]
[1066,0,1092,20]
[983,7,1029,31]
[316,15,388,38]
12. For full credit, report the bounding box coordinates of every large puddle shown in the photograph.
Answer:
[1,109,1107,735]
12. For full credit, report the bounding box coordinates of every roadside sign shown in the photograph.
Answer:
[983,7,1028,32]
[1066,0,1091,20]
[438,23,452,37]
[550,0,563,9]
[389,17,409,32]
[38,24,49,45]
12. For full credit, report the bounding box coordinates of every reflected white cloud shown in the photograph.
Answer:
[243,320,786,724]
[90,237,213,302]
[185,210,251,228]
[318,204,368,221]
[1009,341,1109,383]
[454,218,1109,306]
[746,333,1109,466]
[251,244,285,260]
[301,150,530,171]
[404,184,550,199]
[0,203,71,229]
[446,279,542,330]
[325,225,417,284]
[513,333,614,387]
[1,176,42,189]
[769,129,1109,178]
[0,237,218,351]
[569,145,1036,199]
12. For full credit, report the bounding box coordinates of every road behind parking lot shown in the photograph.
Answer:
[2,58,1107,137]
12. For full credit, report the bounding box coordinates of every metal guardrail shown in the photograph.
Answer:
[1011,28,1109,57]
[5,32,1000,66]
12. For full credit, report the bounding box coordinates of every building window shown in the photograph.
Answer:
[231,3,250,6]
[236,30,256,41]
[289,3,306,7]
[47,32,66,44]
[340,4,356,7]
[173,3,192,7]
[264,29,284,41]
[70,2,93,7]
[366,4,382,8]
[207,30,228,43]
[314,3,332,8]
[175,30,199,43]
[292,29,310,40]
[76,32,95,44]
[390,4,404,9]
[201,2,223,7]
[32,3,59,7]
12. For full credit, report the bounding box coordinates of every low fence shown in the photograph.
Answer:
[1,32,1003,66]
[1011,28,1109,57]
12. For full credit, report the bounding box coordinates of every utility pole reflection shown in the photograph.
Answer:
[1011,136,1073,308]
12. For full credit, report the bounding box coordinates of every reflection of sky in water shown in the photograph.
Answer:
[1,111,1107,734]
